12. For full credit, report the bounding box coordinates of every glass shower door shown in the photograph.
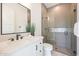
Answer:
[47,4,77,56]
[49,28,73,55]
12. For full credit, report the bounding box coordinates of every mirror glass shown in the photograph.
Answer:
[1,3,31,34]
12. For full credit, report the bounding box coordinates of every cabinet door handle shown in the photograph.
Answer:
[40,43,42,44]
[40,50,41,52]
[36,45,38,50]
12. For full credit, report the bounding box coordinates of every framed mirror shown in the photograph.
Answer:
[1,3,31,34]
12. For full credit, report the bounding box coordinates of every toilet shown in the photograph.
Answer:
[43,43,53,56]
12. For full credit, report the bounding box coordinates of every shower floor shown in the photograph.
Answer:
[54,47,74,56]
[52,51,68,56]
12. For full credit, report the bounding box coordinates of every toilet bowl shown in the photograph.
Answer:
[43,43,53,56]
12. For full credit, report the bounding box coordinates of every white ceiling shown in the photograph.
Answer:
[44,3,59,8]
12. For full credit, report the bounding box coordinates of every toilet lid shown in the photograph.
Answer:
[43,43,53,50]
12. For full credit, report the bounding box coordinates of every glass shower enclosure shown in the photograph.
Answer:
[42,3,77,56]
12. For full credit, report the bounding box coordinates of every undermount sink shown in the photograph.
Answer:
[0,35,32,53]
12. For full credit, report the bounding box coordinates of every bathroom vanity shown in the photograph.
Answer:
[0,35,43,56]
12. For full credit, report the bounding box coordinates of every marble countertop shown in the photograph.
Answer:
[0,35,43,55]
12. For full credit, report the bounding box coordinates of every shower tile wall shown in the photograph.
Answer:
[41,4,49,43]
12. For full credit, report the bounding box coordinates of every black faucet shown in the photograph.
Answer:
[8,38,14,41]
[16,34,24,40]
[16,34,21,40]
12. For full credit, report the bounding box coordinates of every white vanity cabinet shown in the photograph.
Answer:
[9,36,43,56]
[35,39,43,56]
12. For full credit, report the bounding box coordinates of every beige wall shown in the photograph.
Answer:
[31,3,42,36]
